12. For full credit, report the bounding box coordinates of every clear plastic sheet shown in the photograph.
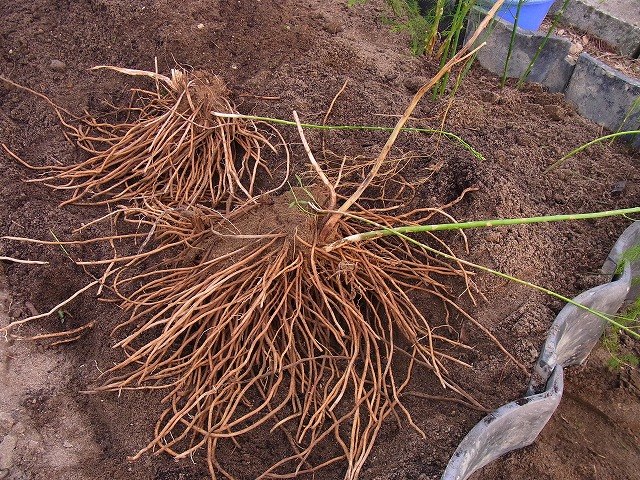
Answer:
[441,222,640,480]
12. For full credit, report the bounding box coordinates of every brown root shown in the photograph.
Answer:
[83,188,489,480]
[7,69,289,212]
[4,47,515,478]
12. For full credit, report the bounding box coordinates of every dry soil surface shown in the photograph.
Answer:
[1,1,639,480]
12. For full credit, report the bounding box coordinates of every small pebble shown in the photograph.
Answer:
[0,434,17,470]
[528,345,539,362]
[569,42,583,56]
[49,59,66,72]
[0,413,14,435]
[610,180,627,197]
[481,91,500,104]
[62,441,73,448]
[11,422,24,435]
[197,23,205,30]
[485,232,501,243]
[553,192,566,204]
[323,19,344,35]
[403,76,428,94]
[544,104,565,121]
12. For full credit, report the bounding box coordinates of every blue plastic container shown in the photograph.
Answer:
[478,0,555,31]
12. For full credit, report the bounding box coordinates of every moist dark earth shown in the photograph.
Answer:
[1,1,639,479]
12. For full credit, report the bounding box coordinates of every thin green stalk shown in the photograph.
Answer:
[321,209,640,339]
[327,207,640,245]
[436,0,476,98]
[438,0,475,60]
[460,49,481,81]
[50,229,73,261]
[446,47,481,106]
[546,130,640,172]
[426,0,446,55]
[501,0,525,88]
[212,112,485,160]
[446,4,497,97]
[516,0,571,88]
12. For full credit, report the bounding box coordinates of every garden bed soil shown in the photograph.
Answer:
[1,1,639,479]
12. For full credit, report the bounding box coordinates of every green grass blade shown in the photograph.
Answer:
[335,207,640,242]
[547,130,640,172]
[501,0,525,88]
[516,0,571,88]
[212,112,485,160]
[325,210,640,339]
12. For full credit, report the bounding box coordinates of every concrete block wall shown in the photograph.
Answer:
[565,53,640,148]
[466,12,640,149]
[470,13,575,92]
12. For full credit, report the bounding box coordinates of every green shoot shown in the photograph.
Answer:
[516,0,572,88]
[502,0,525,88]
[435,0,480,98]
[602,295,640,369]
[383,1,437,56]
[546,130,640,172]
[425,0,446,55]
[325,207,640,247]
[607,352,640,370]
[320,207,640,339]
[612,95,640,145]
[49,229,73,261]
[348,0,490,64]
[349,0,434,56]
[211,111,486,160]
[617,243,640,274]
[288,175,320,215]
[56,308,71,324]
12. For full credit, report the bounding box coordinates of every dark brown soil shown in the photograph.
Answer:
[0,1,639,480]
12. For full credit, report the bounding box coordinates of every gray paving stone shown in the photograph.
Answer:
[564,53,640,148]
[466,10,575,92]
[551,0,640,57]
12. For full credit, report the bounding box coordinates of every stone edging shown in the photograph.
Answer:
[440,221,640,480]
[550,0,640,58]
[465,11,640,149]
